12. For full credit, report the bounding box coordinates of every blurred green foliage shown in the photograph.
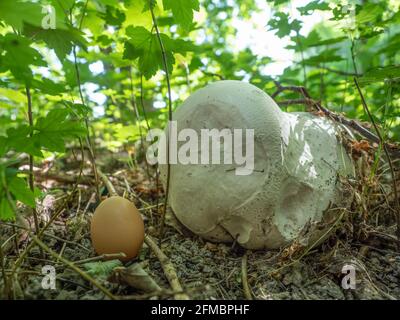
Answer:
[0,0,399,220]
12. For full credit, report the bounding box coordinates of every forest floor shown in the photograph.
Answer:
[1,144,400,300]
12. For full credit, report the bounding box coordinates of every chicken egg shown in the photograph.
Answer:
[90,196,144,261]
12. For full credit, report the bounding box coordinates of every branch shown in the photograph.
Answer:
[19,170,92,185]
[144,235,189,300]
[272,81,400,158]
[97,169,117,197]
[241,252,253,300]
[277,98,315,106]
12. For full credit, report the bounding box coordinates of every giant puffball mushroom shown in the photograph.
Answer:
[158,80,354,249]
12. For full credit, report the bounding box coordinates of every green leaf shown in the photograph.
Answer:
[100,6,126,27]
[51,0,76,11]
[162,0,200,31]
[8,176,36,208]
[123,26,195,79]
[6,109,86,155]
[63,60,92,88]
[286,29,321,51]
[0,88,26,104]
[307,36,347,48]
[358,66,400,85]
[0,0,44,30]
[0,33,46,82]
[142,0,157,12]
[268,13,302,38]
[84,260,123,278]
[356,3,383,25]
[0,136,7,157]
[95,0,120,6]
[297,0,330,15]
[0,196,14,221]
[25,25,87,61]
[34,109,87,153]
[63,102,92,118]
[302,49,343,65]
[122,0,153,29]
[31,78,66,96]
[267,0,290,5]
[377,33,400,56]
[6,125,43,157]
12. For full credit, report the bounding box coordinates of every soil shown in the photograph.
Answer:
[1,147,399,300]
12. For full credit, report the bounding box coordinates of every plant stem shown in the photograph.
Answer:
[25,86,43,258]
[354,78,400,250]
[140,75,160,214]
[71,6,101,203]
[295,31,307,89]
[145,234,189,300]
[129,67,150,179]
[350,39,358,75]
[149,2,173,244]
[241,252,253,300]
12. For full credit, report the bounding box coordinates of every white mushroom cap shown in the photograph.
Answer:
[159,80,353,249]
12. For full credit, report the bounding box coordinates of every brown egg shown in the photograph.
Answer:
[90,196,144,261]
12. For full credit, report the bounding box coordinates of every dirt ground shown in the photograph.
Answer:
[1,147,399,300]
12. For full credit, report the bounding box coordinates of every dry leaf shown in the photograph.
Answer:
[108,263,162,293]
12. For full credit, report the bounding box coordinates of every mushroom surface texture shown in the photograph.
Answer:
[158,80,354,249]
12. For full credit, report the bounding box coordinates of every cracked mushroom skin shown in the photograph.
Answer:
[158,80,354,250]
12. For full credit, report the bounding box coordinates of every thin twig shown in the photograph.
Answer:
[19,169,92,184]
[144,235,189,300]
[67,253,127,265]
[241,252,253,300]
[0,221,91,253]
[25,86,43,258]
[97,169,117,196]
[277,98,314,106]
[140,75,160,217]
[148,2,172,244]
[272,81,400,158]
[72,48,101,203]
[139,75,153,140]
